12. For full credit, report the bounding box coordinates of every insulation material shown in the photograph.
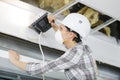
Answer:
[62,3,84,16]
[78,6,99,26]
[77,6,113,38]
[38,0,73,12]
[108,21,120,42]
[92,20,111,37]
[21,0,73,13]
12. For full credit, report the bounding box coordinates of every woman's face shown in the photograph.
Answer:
[58,24,75,42]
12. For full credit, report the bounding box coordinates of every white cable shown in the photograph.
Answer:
[39,32,45,80]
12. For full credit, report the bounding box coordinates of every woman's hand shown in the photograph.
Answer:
[47,15,58,31]
[9,50,20,64]
[8,50,27,70]
[47,15,55,24]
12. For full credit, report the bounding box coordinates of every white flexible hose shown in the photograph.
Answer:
[39,32,45,80]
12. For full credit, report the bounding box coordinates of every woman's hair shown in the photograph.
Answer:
[66,26,82,43]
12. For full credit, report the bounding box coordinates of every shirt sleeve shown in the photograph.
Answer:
[26,47,83,75]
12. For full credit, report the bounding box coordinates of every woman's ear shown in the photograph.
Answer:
[67,32,74,38]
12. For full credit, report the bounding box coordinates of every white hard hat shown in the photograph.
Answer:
[62,13,91,38]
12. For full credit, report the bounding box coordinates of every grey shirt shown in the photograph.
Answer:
[26,42,97,80]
